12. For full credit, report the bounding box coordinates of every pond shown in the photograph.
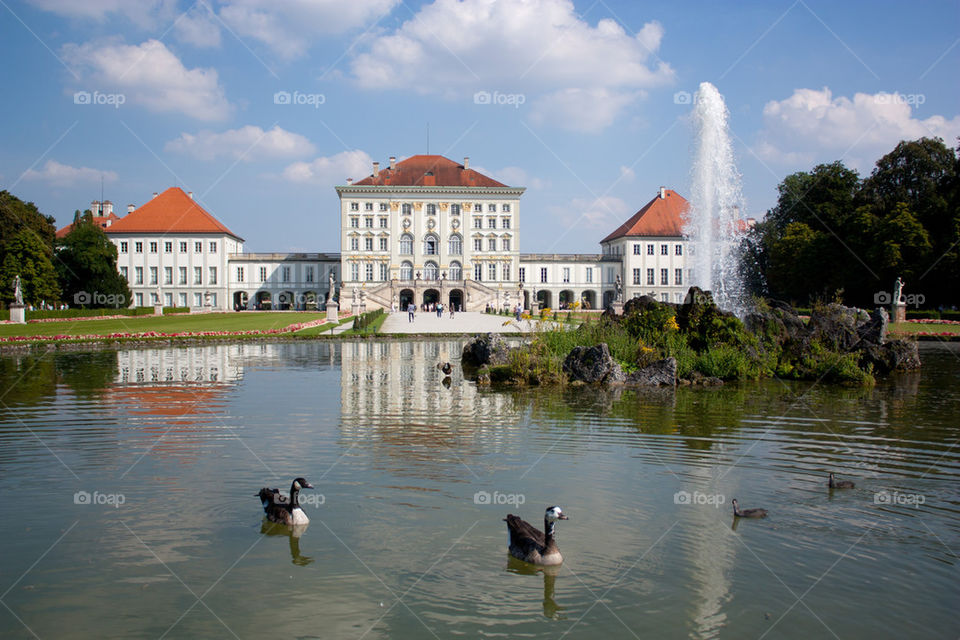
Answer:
[0,340,957,638]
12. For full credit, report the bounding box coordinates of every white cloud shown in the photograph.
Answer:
[27,0,175,28]
[619,165,635,182]
[21,160,118,187]
[350,0,674,132]
[63,38,231,120]
[550,195,631,231]
[755,87,960,168]
[166,125,315,161]
[283,150,373,185]
[173,3,222,48]
[219,0,399,59]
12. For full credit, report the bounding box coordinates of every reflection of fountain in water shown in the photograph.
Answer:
[686,82,748,316]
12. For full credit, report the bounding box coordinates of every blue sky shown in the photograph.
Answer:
[1,0,957,253]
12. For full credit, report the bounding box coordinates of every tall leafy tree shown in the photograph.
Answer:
[0,230,61,305]
[56,221,131,308]
[0,190,56,276]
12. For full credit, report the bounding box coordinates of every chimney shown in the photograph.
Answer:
[91,200,100,214]
[463,156,470,170]
[346,178,353,185]
[389,156,396,170]
[102,200,113,216]
[127,204,135,214]
[152,192,158,199]
[188,191,194,200]
[372,161,380,177]
[659,186,666,199]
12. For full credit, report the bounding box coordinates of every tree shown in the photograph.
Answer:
[0,230,61,305]
[56,221,131,308]
[0,190,56,272]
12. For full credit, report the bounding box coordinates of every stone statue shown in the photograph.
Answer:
[13,275,23,305]
[352,287,359,303]
[893,277,904,305]
[328,272,336,301]
[615,275,623,302]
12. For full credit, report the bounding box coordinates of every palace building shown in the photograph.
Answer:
[66,154,697,312]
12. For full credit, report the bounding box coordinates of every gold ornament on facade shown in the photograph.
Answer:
[390,201,400,212]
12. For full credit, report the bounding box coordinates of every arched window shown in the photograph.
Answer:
[449,261,462,280]
[424,261,439,280]
[399,234,413,255]
[400,261,413,280]
[448,234,462,255]
[424,234,438,255]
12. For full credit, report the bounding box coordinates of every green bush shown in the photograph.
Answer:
[906,310,939,320]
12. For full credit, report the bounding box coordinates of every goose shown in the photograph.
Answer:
[828,472,855,489]
[505,506,569,565]
[256,477,313,525]
[731,498,767,518]
[437,362,453,376]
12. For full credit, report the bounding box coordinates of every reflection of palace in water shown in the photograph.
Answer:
[116,345,245,386]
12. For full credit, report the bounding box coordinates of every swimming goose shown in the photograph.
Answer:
[437,362,453,376]
[828,473,855,489]
[257,477,313,525]
[505,506,569,565]
[731,498,767,518]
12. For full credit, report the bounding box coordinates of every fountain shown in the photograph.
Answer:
[685,82,749,316]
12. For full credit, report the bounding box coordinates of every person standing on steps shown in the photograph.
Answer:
[408,301,416,322]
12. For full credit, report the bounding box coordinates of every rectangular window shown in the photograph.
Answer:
[519,267,526,282]
[661,268,668,285]
[135,293,143,306]
[633,244,641,255]
[350,238,359,251]
[120,241,128,253]
[585,268,592,283]
[135,241,143,253]
[473,218,482,229]
[150,241,157,253]
[364,218,373,228]
[379,237,388,251]
[379,217,388,228]
[194,242,202,253]
[502,238,511,252]
[488,263,496,281]
[488,238,497,251]
[503,264,510,281]
[164,293,172,307]
[164,266,172,285]
[661,244,668,255]
[473,203,482,212]
[179,241,187,252]
[502,218,510,229]
[451,204,460,215]
[426,204,436,215]
[209,267,217,285]
[675,244,682,255]
[632,268,641,285]
[350,218,359,228]
[488,204,496,212]
[646,268,654,285]
[364,237,373,251]
[210,241,217,253]
[350,202,359,211]
[194,266,202,285]
[675,268,683,285]
[282,266,290,282]
[209,293,217,307]
[365,202,373,211]
[474,238,482,251]
[351,263,359,280]
[259,266,267,282]
[647,244,654,255]
[379,263,388,281]
[150,292,159,305]
[237,267,245,283]
[474,264,482,281]
[134,267,143,285]
[402,203,412,215]
[178,293,187,307]
[379,203,388,212]
[562,267,570,283]
[179,266,187,285]
[488,218,496,229]
[502,204,511,212]
[194,293,203,307]
[305,266,314,282]
[540,267,548,283]
[120,266,128,280]
[164,241,172,253]
[365,263,374,280]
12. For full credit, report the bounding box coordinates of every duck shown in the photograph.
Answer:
[437,362,453,376]
[828,472,855,489]
[731,498,767,518]
[256,477,313,525]
[504,506,569,565]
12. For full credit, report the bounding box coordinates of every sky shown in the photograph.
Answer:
[1,0,958,253]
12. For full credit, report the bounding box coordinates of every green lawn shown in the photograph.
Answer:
[889,321,960,335]
[0,311,326,338]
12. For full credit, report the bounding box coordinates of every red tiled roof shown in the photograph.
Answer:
[106,187,241,238]
[352,155,508,187]
[601,189,689,242]
[56,213,120,239]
